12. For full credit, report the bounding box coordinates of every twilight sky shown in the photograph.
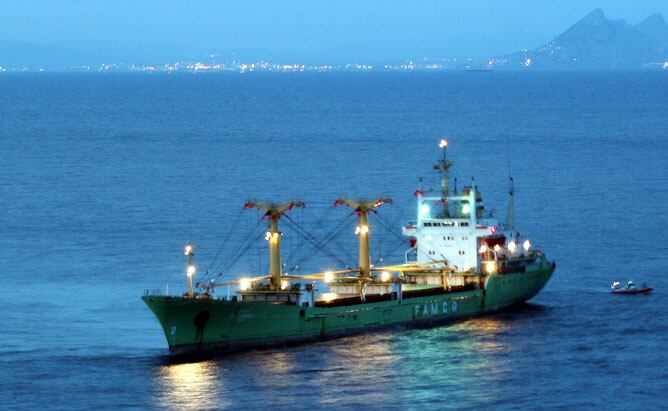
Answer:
[1,0,667,63]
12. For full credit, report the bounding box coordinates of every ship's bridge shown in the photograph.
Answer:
[403,187,501,273]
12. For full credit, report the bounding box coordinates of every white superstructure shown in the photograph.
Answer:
[402,140,514,274]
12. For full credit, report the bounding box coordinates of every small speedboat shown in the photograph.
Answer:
[611,280,653,294]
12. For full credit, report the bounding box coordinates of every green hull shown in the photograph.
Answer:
[143,265,554,355]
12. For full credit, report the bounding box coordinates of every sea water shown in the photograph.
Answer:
[1,71,667,410]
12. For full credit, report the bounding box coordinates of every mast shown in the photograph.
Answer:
[435,138,454,197]
[334,198,392,280]
[184,244,195,296]
[244,200,305,290]
[505,177,515,230]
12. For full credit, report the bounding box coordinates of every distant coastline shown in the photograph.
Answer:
[2,61,668,74]
[1,9,667,73]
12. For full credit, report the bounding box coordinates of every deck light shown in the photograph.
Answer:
[479,244,488,254]
[187,265,195,277]
[485,261,496,274]
[184,245,193,255]
[523,240,531,252]
[281,280,289,290]
[239,278,251,291]
[324,271,334,283]
[508,241,516,253]
[381,271,391,282]
[321,292,337,302]
[419,204,430,219]
[493,244,501,252]
[355,225,369,235]
[461,204,471,215]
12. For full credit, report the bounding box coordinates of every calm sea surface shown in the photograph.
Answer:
[1,71,667,410]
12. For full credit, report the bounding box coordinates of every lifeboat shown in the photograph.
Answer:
[611,280,653,294]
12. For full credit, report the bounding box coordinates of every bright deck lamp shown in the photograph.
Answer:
[419,204,430,219]
[321,292,337,302]
[484,260,497,274]
[239,278,251,291]
[508,241,517,253]
[355,225,369,235]
[184,244,195,296]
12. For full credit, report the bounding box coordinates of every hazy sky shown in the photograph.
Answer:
[1,0,667,62]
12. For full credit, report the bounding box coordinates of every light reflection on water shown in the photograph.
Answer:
[156,360,229,410]
[148,315,528,409]
[458,317,509,356]
[386,316,518,407]
[314,336,398,407]
[255,350,297,375]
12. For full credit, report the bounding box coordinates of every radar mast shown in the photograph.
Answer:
[435,138,454,197]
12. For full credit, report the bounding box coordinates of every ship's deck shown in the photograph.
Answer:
[314,282,479,308]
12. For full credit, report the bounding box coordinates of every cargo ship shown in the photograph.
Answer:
[142,140,555,355]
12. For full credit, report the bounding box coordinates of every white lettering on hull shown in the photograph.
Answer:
[414,300,460,317]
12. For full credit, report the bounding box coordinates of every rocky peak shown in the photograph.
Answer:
[579,8,607,26]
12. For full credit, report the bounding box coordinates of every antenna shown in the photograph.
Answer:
[505,177,515,230]
[504,129,514,230]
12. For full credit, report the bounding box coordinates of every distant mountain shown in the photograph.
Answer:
[493,9,668,68]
